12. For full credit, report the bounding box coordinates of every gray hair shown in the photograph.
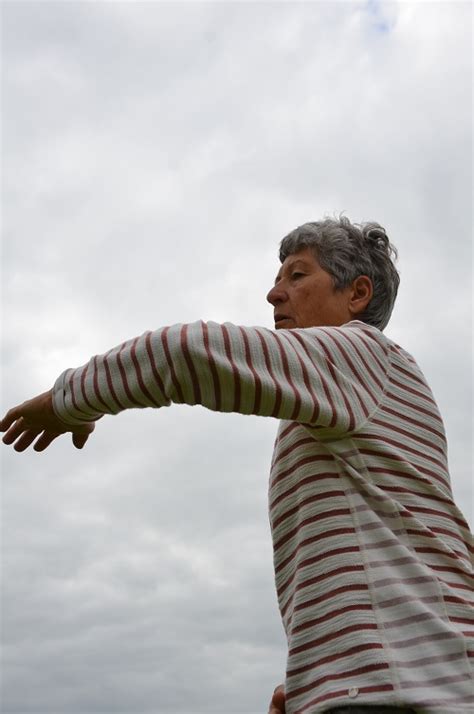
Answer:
[279,215,400,331]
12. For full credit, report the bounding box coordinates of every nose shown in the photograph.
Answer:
[266,282,287,306]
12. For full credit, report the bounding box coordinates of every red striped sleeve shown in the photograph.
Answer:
[255,328,283,417]
[116,344,148,407]
[378,404,446,442]
[316,335,356,430]
[361,451,449,488]
[238,326,261,414]
[92,356,111,410]
[392,360,431,389]
[356,433,448,472]
[180,324,202,405]
[161,326,185,403]
[202,321,221,411]
[291,332,334,425]
[269,332,302,421]
[280,333,320,423]
[358,332,388,373]
[221,324,241,412]
[326,330,377,411]
[102,354,125,411]
[371,417,446,456]
[79,362,98,413]
[347,332,386,391]
[144,332,167,400]
[129,337,161,407]
[391,375,437,406]
[385,388,444,421]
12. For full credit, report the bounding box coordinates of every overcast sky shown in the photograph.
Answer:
[1,2,472,713]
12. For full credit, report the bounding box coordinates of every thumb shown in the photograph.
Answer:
[269,685,286,714]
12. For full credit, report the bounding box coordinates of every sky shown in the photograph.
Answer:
[1,1,472,713]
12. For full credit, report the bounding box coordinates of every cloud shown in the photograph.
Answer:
[1,1,471,712]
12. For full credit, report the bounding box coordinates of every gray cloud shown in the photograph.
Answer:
[1,1,472,712]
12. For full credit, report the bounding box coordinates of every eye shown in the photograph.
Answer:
[291,272,305,280]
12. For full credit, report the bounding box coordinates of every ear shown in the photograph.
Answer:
[349,275,373,316]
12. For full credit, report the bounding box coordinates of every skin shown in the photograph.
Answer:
[0,247,373,711]
[267,247,373,330]
[0,390,95,452]
[268,684,286,714]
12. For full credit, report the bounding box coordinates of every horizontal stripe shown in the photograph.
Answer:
[354,431,448,471]
[378,402,446,444]
[272,490,346,529]
[270,471,340,512]
[288,660,389,700]
[401,672,471,689]
[390,630,464,649]
[277,544,360,598]
[273,508,352,552]
[289,622,379,656]
[291,602,373,635]
[293,683,394,714]
[275,526,356,574]
[270,454,337,493]
[280,564,365,619]
[287,641,383,678]
[393,651,468,668]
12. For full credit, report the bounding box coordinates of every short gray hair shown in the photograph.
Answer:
[279,215,400,331]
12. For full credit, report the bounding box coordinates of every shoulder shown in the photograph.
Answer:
[302,319,392,359]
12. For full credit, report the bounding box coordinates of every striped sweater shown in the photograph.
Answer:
[52,319,473,713]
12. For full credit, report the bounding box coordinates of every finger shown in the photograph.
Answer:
[13,428,44,453]
[0,407,22,432]
[2,418,27,445]
[33,431,62,452]
[72,432,90,449]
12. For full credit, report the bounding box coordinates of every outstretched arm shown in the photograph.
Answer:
[50,320,388,429]
[2,319,389,452]
[1,390,97,452]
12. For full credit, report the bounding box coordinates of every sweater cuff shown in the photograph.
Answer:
[52,368,102,426]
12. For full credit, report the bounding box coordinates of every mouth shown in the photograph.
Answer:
[274,315,292,327]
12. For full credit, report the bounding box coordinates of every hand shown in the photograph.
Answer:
[1,390,96,452]
[268,684,285,714]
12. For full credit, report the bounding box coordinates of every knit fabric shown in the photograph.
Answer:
[52,320,473,713]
